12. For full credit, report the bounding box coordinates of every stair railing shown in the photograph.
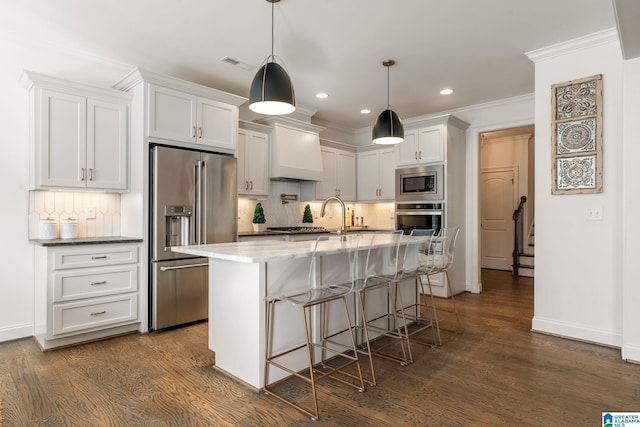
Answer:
[512,196,527,276]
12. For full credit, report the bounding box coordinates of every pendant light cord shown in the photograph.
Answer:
[386,65,390,107]
[271,1,275,61]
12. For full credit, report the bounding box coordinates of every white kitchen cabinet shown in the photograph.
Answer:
[237,126,269,197]
[148,83,238,150]
[397,124,444,166]
[34,242,141,350]
[357,147,395,201]
[22,71,131,191]
[301,145,356,201]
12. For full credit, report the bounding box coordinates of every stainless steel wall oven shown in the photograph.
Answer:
[396,202,444,235]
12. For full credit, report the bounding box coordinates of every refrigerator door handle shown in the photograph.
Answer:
[195,160,202,245]
[160,262,209,272]
[201,160,207,244]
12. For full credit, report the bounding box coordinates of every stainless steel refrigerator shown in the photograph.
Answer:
[150,145,237,330]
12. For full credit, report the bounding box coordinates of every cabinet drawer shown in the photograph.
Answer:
[52,294,138,336]
[53,265,138,303]
[53,245,138,270]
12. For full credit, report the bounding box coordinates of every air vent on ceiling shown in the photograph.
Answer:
[220,56,255,71]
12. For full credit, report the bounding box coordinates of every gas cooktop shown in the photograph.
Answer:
[266,226,330,234]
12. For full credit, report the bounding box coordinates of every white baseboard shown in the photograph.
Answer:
[622,343,640,363]
[532,316,622,348]
[0,323,33,343]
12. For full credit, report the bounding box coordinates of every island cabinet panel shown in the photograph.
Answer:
[34,243,141,350]
[179,237,421,390]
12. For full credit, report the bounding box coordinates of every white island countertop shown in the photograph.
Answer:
[172,234,416,264]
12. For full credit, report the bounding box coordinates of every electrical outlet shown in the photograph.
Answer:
[86,205,96,219]
[585,206,603,221]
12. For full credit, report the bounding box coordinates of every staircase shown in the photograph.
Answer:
[518,222,534,277]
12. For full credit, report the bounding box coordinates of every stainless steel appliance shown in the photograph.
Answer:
[150,145,237,330]
[395,164,444,201]
[396,202,444,235]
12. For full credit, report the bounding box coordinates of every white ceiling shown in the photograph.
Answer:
[3,0,621,131]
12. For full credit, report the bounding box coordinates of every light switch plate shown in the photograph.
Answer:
[585,206,603,221]
[86,205,96,219]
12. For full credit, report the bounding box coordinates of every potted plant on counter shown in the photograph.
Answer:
[252,202,266,232]
[302,204,313,224]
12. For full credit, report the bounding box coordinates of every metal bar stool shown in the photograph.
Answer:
[263,235,365,421]
[428,226,461,330]
[395,228,442,346]
[336,230,412,386]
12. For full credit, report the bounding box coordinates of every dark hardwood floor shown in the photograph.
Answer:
[1,270,639,426]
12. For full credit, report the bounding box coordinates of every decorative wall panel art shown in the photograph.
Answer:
[550,74,602,194]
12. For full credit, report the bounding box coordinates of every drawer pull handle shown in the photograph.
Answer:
[91,255,108,260]
[90,280,107,286]
[90,310,107,316]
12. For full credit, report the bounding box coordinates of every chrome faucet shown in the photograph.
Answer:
[320,196,347,240]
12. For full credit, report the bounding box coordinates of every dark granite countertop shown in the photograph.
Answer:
[29,236,143,247]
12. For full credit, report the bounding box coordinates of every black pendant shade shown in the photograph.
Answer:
[372,108,404,144]
[372,59,404,144]
[249,61,296,115]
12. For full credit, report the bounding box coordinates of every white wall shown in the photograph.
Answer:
[0,34,130,341]
[622,57,640,362]
[529,30,625,347]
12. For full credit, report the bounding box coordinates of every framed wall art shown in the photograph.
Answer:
[550,74,603,194]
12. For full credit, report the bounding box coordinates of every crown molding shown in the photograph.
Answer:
[526,28,619,63]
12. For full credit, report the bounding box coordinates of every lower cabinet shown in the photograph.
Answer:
[34,243,140,350]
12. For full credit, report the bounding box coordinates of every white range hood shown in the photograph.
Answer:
[258,117,325,182]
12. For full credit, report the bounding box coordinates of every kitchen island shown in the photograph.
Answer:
[172,236,419,389]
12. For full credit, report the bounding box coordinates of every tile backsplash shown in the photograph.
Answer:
[29,190,121,239]
[238,181,395,232]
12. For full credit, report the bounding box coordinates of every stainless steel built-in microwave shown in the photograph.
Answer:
[395,164,444,201]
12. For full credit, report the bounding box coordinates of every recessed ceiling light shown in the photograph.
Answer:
[360,109,371,114]
[440,88,454,95]
[316,92,329,99]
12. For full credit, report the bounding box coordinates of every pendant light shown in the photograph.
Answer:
[249,0,296,115]
[372,59,404,144]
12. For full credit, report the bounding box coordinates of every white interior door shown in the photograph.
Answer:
[481,168,516,270]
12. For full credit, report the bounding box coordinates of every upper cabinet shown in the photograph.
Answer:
[113,68,246,154]
[397,115,469,168]
[237,122,270,197]
[301,144,356,201]
[148,84,238,150]
[22,71,132,191]
[357,147,395,201]
[397,125,444,166]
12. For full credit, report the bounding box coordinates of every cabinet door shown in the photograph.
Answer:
[86,99,128,190]
[197,97,238,150]
[357,151,380,201]
[418,125,444,163]
[397,128,418,167]
[237,130,249,194]
[38,89,87,188]
[246,131,269,196]
[317,147,337,199]
[378,148,396,200]
[148,84,196,143]
[336,150,356,201]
